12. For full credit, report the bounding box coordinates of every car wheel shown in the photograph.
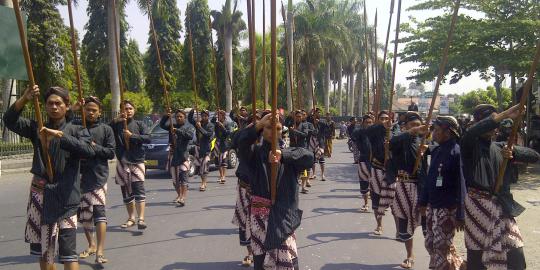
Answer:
[228,150,238,169]
[188,155,196,177]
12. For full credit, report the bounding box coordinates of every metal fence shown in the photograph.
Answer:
[1,110,156,157]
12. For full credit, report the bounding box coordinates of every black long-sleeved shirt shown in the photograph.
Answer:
[188,110,214,155]
[387,132,427,188]
[159,115,195,166]
[109,118,150,164]
[461,116,540,217]
[237,126,314,250]
[351,127,372,162]
[288,121,310,148]
[212,117,234,151]
[3,104,95,224]
[360,124,387,168]
[309,119,329,148]
[80,121,116,193]
[419,139,465,220]
[230,111,250,130]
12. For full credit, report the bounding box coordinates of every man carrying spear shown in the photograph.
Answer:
[462,104,539,270]
[212,110,235,184]
[188,109,215,192]
[4,86,96,270]
[288,110,311,194]
[351,113,375,212]
[73,96,115,265]
[160,109,194,206]
[110,100,151,230]
[236,113,313,270]
[307,108,329,181]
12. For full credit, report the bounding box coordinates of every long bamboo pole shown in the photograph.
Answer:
[495,40,540,193]
[11,0,54,181]
[412,0,461,176]
[270,0,278,205]
[263,0,267,110]
[374,1,394,115]
[384,0,402,165]
[247,0,257,119]
[67,0,86,127]
[111,0,129,150]
[363,1,370,113]
[208,16,220,111]
[188,26,198,113]
[372,10,379,114]
[281,0,295,111]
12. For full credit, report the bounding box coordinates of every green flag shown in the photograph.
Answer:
[0,5,27,81]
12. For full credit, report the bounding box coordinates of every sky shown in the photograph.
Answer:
[57,0,495,96]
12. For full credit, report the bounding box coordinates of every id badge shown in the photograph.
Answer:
[436,176,443,187]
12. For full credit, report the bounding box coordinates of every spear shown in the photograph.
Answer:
[363,0,370,113]
[495,40,540,193]
[147,0,174,147]
[270,0,278,204]
[263,0,267,109]
[384,0,402,165]
[208,16,220,111]
[187,22,198,114]
[247,0,257,119]
[67,0,86,127]
[412,0,461,176]
[281,0,295,111]
[374,0,394,115]
[111,0,129,150]
[371,10,378,114]
[11,0,54,182]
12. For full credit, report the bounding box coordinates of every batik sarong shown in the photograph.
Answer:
[425,207,463,270]
[465,189,524,270]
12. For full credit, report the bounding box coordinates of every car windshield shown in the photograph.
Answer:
[151,124,168,135]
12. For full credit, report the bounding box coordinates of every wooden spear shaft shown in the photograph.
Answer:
[247,0,257,119]
[208,16,220,111]
[374,0,394,115]
[270,0,278,205]
[281,0,295,111]
[363,1,370,113]
[11,0,54,182]
[263,0,267,110]
[111,0,129,150]
[412,0,461,176]
[495,40,540,194]
[147,0,175,150]
[373,10,379,114]
[188,27,198,113]
[67,0,86,127]
[384,0,402,165]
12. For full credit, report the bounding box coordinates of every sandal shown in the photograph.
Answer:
[306,182,312,188]
[177,200,185,207]
[241,256,253,267]
[400,258,414,269]
[220,179,226,184]
[95,254,108,264]
[360,205,369,212]
[321,177,326,181]
[138,219,147,230]
[120,218,136,229]
[199,186,206,192]
[301,188,309,194]
[373,227,383,236]
[79,249,96,259]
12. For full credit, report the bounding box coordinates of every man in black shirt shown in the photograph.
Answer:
[76,96,115,265]
[188,109,215,191]
[352,114,374,212]
[212,110,234,184]
[324,113,336,158]
[237,113,314,270]
[308,108,328,181]
[4,85,95,270]
[288,110,311,194]
[462,104,540,270]
[110,100,151,230]
[160,109,194,206]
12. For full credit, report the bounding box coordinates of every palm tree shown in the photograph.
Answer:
[211,0,246,111]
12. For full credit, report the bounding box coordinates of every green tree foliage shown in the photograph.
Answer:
[183,0,213,106]
[169,91,209,111]
[458,86,512,113]
[21,0,90,95]
[102,91,154,114]
[142,0,183,111]
[81,0,145,98]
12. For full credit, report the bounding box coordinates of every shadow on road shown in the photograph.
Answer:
[318,194,359,199]
[312,207,359,214]
[202,204,235,211]
[160,261,243,270]
[176,228,237,239]
[320,263,401,269]
[329,188,358,193]
[0,255,34,268]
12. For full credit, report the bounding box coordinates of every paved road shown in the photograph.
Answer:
[0,140,431,269]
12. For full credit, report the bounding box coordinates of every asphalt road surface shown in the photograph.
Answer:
[0,140,430,269]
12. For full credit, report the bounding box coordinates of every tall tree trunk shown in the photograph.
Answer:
[107,1,120,115]
[324,58,331,113]
[511,71,517,105]
[224,29,233,111]
[348,66,356,116]
[332,81,336,109]
[357,68,363,116]
[1,0,17,143]
[345,73,350,115]
[285,0,294,111]
[307,67,315,111]
[338,61,343,116]
[494,73,504,111]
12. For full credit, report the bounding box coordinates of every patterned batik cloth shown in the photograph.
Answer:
[193,146,210,176]
[391,181,421,239]
[425,207,464,270]
[309,136,324,163]
[78,184,107,230]
[25,177,78,264]
[170,159,191,189]
[250,196,298,270]
[214,143,229,167]
[232,181,251,246]
[115,161,145,187]
[358,162,371,195]
[369,168,395,217]
[464,190,524,270]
